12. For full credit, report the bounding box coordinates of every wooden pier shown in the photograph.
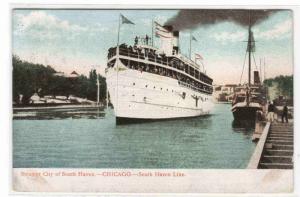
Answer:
[248,121,293,169]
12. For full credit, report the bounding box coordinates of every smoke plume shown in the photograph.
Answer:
[165,9,279,31]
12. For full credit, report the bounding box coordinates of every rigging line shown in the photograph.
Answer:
[239,50,248,84]
[252,52,258,71]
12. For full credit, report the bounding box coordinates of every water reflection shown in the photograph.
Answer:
[13,107,105,120]
[230,120,255,141]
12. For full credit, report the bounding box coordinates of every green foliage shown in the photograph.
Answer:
[13,55,106,104]
[263,75,293,97]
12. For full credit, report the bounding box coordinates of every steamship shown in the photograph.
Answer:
[106,23,213,124]
[231,25,267,123]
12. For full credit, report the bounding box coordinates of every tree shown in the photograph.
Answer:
[12,55,107,104]
[263,75,293,98]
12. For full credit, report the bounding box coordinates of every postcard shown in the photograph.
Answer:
[12,6,294,193]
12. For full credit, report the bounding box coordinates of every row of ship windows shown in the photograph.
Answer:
[134,82,174,92]
[131,82,209,101]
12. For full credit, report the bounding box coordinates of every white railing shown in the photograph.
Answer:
[108,47,213,88]
[178,80,212,95]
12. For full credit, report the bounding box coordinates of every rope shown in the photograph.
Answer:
[252,53,258,70]
[239,51,248,84]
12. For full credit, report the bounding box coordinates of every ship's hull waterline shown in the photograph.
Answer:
[231,104,262,123]
[106,59,213,124]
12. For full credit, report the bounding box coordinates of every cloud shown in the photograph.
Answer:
[14,11,87,39]
[211,31,246,43]
[254,19,292,40]
[209,18,292,44]
[13,11,111,40]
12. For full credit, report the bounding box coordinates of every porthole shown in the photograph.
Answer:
[145,85,148,88]
[161,88,163,90]
[133,82,135,86]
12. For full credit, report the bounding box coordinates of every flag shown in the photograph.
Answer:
[154,21,173,38]
[121,14,134,25]
[192,35,197,41]
[195,53,203,60]
[155,22,169,33]
[155,32,173,38]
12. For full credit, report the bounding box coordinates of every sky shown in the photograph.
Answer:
[12,9,293,85]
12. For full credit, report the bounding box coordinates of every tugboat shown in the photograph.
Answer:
[231,24,267,123]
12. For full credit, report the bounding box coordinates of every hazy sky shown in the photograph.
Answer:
[12,9,293,84]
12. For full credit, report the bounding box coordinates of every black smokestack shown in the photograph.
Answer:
[165,9,280,31]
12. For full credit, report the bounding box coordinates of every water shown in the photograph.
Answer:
[13,104,256,169]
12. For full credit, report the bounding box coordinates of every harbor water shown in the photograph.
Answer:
[13,104,256,169]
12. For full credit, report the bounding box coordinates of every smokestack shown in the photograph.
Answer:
[253,71,261,85]
[160,25,180,55]
[172,31,179,54]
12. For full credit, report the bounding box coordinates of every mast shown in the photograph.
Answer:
[248,18,251,86]
[96,75,100,106]
[260,58,262,83]
[264,57,266,81]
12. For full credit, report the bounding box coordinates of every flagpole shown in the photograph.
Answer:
[106,87,108,108]
[151,19,154,47]
[189,32,192,59]
[117,14,121,52]
[116,14,121,117]
[97,76,100,106]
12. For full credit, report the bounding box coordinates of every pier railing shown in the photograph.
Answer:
[247,122,271,169]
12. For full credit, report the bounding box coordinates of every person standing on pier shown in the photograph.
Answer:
[282,104,289,123]
[267,101,275,122]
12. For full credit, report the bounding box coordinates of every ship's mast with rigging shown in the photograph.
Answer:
[246,11,256,87]
[248,25,251,86]
[247,11,252,86]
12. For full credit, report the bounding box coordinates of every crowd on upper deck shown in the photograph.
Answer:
[107,37,213,94]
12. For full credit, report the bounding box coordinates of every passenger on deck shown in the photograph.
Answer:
[135,36,139,45]
[145,35,149,45]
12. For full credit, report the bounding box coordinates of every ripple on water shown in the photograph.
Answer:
[13,104,256,168]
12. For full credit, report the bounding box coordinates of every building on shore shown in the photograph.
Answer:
[213,84,237,103]
[53,71,79,78]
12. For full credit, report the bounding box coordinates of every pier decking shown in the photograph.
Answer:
[248,122,293,169]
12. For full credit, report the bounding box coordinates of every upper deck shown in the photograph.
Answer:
[107,43,213,86]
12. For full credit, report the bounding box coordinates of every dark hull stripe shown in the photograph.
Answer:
[116,115,210,125]
[232,106,261,121]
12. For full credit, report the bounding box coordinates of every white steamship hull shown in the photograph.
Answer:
[106,59,213,124]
